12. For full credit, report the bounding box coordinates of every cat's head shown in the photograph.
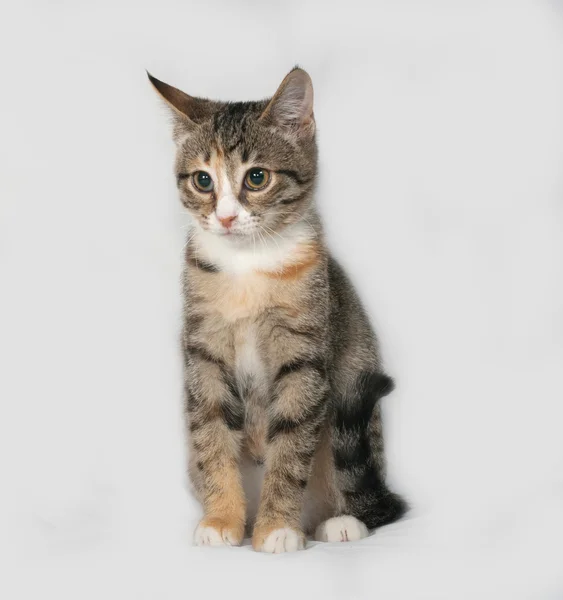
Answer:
[149,68,317,244]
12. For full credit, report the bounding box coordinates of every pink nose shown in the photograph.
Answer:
[218,215,237,229]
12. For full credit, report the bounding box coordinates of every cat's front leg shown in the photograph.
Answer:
[186,346,246,547]
[252,357,329,553]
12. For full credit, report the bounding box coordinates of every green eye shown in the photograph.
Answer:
[245,168,270,190]
[193,171,214,192]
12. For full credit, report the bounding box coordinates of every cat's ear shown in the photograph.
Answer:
[147,72,212,137]
[259,67,315,137]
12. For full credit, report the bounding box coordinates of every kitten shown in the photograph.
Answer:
[149,67,406,552]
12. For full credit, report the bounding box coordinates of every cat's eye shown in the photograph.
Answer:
[193,171,214,192]
[244,168,270,190]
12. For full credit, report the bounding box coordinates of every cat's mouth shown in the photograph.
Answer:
[199,219,263,241]
[211,226,256,239]
[218,228,246,237]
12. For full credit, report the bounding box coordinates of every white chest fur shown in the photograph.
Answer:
[235,323,267,385]
[193,220,313,276]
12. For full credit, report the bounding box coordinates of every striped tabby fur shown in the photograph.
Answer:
[149,67,406,552]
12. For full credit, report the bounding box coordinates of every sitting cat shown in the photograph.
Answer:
[149,67,406,553]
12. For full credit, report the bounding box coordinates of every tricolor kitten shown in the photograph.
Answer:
[149,67,406,552]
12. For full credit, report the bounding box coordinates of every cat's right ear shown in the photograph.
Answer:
[147,72,210,139]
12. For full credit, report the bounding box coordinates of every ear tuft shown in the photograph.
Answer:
[260,68,315,136]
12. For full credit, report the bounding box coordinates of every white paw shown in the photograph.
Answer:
[260,527,305,553]
[314,515,369,542]
[194,523,239,547]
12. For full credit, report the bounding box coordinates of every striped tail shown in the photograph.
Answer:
[331,371,407,529]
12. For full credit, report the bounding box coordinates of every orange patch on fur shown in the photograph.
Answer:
[205,463,245,517]
[214,274,271,321]
[199,515,245,545]
[212,147,225,198]
[257,244,320,280]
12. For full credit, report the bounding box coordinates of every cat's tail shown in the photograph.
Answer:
[331,371,408,529]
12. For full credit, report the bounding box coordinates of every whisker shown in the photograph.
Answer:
[260,226,283,270]
[257,229,271,260]
[256,229,267,250]
[263,224,287,244]
[181,229,198,255]
[274,209,318,236]
[257,227,283,280]
[259,224,281,255]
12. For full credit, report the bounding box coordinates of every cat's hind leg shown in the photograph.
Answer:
[321,371,407,538]
[314,515,368,542]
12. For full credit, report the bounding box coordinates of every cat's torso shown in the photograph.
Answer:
[184,232,330,463]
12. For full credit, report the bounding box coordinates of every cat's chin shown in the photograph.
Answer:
[207,229,256,246]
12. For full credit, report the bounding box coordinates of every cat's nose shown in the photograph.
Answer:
[218,215,237,229]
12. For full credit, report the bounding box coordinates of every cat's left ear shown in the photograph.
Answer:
[259,67,315,137]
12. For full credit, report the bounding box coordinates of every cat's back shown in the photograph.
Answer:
[327,255,382,379]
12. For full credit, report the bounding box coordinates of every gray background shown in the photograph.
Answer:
[1,0,562,598]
